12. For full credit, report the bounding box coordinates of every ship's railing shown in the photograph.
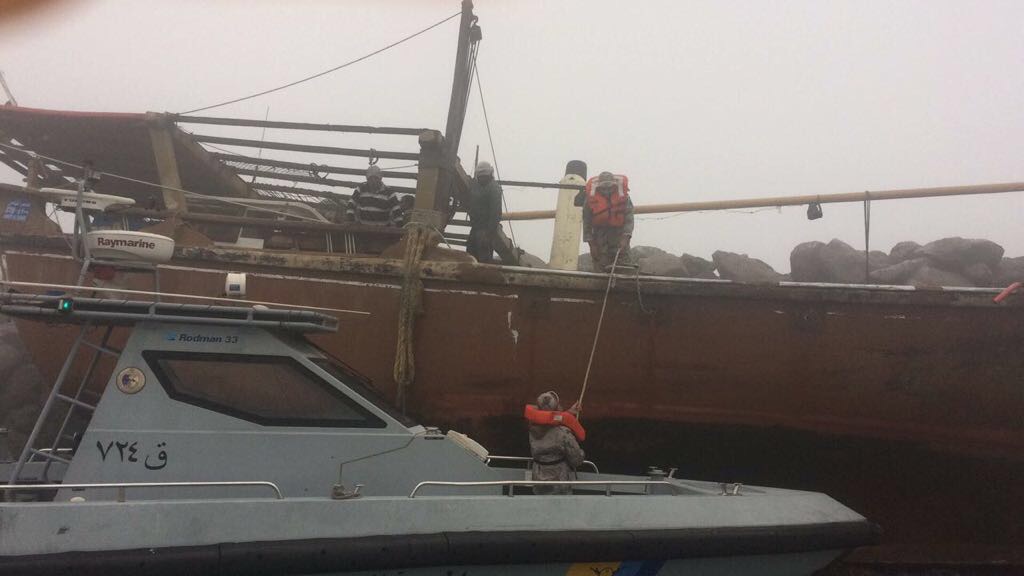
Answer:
[1,481,284,502]
[408,479,684,498]
[485,454,600,474]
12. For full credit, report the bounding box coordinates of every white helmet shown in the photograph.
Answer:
[475,161,494,177]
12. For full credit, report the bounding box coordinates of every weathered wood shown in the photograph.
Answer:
[497,179,584,191]
[252,183,351,201]
[214,153,418,180]
[503,181,1024,221]
[170,114,429,136]
[231,167,416,194]
[145,113,187,212]
[192,135,419,161]
[169,122,251,199]
[112,208,404,236]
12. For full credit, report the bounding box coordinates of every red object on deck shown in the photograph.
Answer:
[993,282,1022,303]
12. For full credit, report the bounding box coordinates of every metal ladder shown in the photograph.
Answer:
[5,248,160,492]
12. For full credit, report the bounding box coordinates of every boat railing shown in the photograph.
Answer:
[408,479,684,498]
[1,481,284,502]
[485,454,600,474]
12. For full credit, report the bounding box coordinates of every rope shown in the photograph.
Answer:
[576,245,624,412]
[179,11,461,115]
[473,61,518,254]
[393,221,439,412]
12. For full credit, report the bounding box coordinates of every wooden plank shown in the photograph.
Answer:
[171,115,428,136]
[214,153,418,180]
[192,135,419,161]
[233,167,416,194]
[145,114,187,212]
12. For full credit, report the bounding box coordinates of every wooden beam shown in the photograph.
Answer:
[113,208,405,236]
[232,167,415,193]
[502,181,1024,221]
[167,119,252,199]
[214,153,418,180]
[171,114,429,136]
[497,179,583,191]
[192,135,419,161]
[251,183,351,201]
[145,113,187,212]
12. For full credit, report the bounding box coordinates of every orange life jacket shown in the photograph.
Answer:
[585,174,630,228]
[524,404,586,442]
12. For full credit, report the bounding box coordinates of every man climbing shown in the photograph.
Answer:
[348,165,400,226]
[583,171,634,272]
[525,391,585,495]
[467,161,502,263]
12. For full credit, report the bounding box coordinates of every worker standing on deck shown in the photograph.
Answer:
[525,391,585,495]
[348,165,400,226]
[583,171,634,272]
[466,161,505,263]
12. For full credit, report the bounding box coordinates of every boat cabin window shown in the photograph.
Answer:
[143,351,386,428]
[309,357,417,428]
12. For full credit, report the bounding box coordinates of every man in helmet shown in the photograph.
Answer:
[527,391,585,495]
[583,171,634,272]
[349,165,400,227]
[467,161,516,264]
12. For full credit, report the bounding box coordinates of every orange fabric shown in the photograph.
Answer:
[524,404,586,441]
[585,174,630,228]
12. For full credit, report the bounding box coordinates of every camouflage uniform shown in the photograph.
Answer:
[528,391,585,495]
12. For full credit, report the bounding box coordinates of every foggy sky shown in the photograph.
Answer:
[1,0,1021,271]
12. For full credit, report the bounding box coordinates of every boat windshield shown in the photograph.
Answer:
[308,356,418,428]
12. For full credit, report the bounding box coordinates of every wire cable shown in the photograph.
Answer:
[473,61,518,252]
[179,11,461,115]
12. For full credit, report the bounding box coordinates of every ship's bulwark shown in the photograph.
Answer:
[3,249,1022,560]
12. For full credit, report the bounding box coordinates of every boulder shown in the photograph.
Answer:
[630,246,689,277]
[869,258,927,284]
[518,252,549,269]
[889,241,922,264]
[869,250,892,271]
[680,254,718,279]
[918,237,1004,271]
[712,251,783,283]
[995,256,1024,285]
[790,239,876,284]
[906,263,974,288]
[962,263,994,287]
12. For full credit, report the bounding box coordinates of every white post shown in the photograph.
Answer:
[548,162,587,270]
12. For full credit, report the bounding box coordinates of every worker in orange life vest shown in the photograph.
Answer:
[583,171,635,272]
[526,391,585,495]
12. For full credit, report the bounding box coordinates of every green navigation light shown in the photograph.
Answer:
[57,298,74,313]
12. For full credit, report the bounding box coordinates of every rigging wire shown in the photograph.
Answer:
[179,11,461,115]
[473,60,518,251]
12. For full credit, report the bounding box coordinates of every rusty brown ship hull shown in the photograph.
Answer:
[1,241,1022,561]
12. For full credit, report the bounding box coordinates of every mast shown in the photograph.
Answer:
[443,0,480,157]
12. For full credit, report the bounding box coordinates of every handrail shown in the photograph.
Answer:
[409,479,682,498]
[1,481,284,501]
[485,455,600,474]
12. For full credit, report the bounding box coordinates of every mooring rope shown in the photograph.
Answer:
[392,221,437,412]
[576,245,624,412]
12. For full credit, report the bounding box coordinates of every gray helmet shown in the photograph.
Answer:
[537,391,561,411]
[366,165,383,178]
[596,171,616,188]
[475,161,494,177]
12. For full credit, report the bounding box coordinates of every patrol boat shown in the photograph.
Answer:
[0,293,876,575]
